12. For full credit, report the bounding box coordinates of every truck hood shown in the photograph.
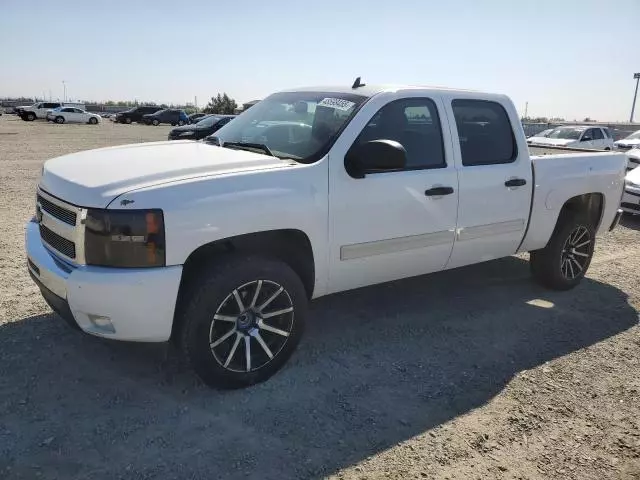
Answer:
[528,138,577,147]
[39,140,288,207]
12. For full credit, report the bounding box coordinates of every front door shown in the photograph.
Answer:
[443,97,533,269]
[328,94,459,293]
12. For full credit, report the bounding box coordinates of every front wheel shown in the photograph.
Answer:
[179,255,307,389]
[88,117,98,125]
[530,213,595,290]
[55,116,64,124]
[125,117,132,124]
[26,113,36,121]
[178,120,185,126]
[152,119,160,126]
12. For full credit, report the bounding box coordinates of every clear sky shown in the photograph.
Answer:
[2,0,639,121]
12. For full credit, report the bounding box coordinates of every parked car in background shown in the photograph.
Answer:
[626,148,640,172]
[46,107,101,124]
[143,109,189,126]
[114,106,163,124]
[18,102,85,121]
[168,114,235,141]
[621,164,640,215]
[527,125,614,150]
[189,113,207,124]
[27,83,625,388]
[527,128,554,139]
[614,130,640,151]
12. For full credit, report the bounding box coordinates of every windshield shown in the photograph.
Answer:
[547,127,583,140]
[624,130,640,140]
[196,115,219,127]
[210,91,367,162]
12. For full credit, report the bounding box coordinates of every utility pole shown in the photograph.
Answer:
[195,96,198,112]
[62,80,67,102]
[524,101,528,120]
[631,73,640,123]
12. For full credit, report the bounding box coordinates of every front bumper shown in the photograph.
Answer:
[621,186,640,215]
[25,219,183,342]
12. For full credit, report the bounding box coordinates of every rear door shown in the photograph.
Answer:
[590,127,605,149]
[443,97,533,269]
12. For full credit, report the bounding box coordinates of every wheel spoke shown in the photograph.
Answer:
[257,286,283,312]
[262,307,294,319]
[572,250,589,258]
[570,256,583,273]
[224,333,242,368]
[567,257,575,279]
[574,239,591,249]
[210,328,236,348]
[233,289,245,312]
[572,228,587,246]
[258,319,290,337]
[561,258,568,277]
[244,335,251,372]
[250,280,263,308]
[252,331,274,359]
[213,314,237,323]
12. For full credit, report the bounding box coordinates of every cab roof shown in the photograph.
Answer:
[278,84,485,98]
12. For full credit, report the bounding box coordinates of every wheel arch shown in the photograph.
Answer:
[171,229,315,341]
[556,192,604,230]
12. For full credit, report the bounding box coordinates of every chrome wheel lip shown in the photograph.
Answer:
[208,279,294,373]
[560,225,591,280]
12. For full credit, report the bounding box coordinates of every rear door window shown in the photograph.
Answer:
[591,128,604,140]
[451,99,517,166]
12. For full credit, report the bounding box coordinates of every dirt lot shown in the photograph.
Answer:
[0,114,639,480]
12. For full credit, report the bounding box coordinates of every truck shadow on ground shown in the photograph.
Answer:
[0,256,637,479]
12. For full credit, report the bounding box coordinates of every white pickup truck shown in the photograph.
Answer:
[17,102,86,121]
[26,81,626,388]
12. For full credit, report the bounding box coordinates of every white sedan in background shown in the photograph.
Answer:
[622,163,640,215]
[46,107,101,124]
[528,125,614,150]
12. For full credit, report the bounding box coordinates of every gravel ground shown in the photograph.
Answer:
[0,115,639,480]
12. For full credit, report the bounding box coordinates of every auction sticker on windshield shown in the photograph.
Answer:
[317,98,356,111]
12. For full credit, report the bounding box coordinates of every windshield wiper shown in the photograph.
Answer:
[221,141,275,157]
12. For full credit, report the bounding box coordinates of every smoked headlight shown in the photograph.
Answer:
[84,209,165,267]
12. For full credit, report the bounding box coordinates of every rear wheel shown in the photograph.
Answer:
[530,213,595,290]
[55,116,64,124]
[179,255,307,389]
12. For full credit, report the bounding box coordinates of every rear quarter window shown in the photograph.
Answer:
[451,99,517,166]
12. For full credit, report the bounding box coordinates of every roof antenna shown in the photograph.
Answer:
[352,76,365,89]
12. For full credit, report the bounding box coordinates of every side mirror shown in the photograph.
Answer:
[345,140,407,178]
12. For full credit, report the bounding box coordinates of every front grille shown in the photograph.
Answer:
[625,189,640,198]
[39,224,76,259]
[37,194,77,226]
[28,259,40,275]
[621,202,640,212]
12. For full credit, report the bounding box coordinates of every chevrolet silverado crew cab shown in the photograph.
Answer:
[26,80,626,388]
[18,102,86,121]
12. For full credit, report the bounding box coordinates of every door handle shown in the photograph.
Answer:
[505,178,527,187]
[425,186,454,196]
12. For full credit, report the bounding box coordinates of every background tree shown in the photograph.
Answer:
[204,93,238,114]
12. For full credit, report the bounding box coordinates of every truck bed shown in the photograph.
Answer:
[529,145,609,157]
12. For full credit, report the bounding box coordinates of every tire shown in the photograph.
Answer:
[152,119,160,126]
[55,116,64,124]
[26,112,36,121]
[604,147,611,151]
[178,120,185,126]
[125,117,132,124]
[530,213,595,290]
[88,117,98,125]
[179,255,307,389]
